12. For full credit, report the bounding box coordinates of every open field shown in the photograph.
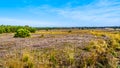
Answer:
[0,29,120,68]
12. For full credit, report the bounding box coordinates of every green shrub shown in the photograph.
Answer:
[0,28,3,34]
[0,25,36,33]
[24,27,36,33]
[14,29,31,38]
[29,28,36,33]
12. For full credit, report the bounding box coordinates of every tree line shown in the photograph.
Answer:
[0,25,36,34]
[35,26,120,30]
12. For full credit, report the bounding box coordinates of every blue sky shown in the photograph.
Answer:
[0,0,120,27]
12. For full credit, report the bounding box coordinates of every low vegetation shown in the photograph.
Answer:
[14,28,31,38]
[0,27,120,68]
[0,25,36,34]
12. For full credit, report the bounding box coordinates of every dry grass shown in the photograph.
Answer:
[0,29,120,68]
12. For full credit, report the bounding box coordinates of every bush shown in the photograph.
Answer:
[14,29,31,38]
[0,28,3,34]
[28,28,36,33]
[0,25,36,33]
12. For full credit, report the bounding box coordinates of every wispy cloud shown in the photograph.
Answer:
[27,0,120,26]
[0,0,120,26]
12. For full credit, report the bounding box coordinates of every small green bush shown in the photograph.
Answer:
[14,29,31,38]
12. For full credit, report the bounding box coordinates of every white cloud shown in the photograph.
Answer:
[1,0,120,27]
[37,0,120,26]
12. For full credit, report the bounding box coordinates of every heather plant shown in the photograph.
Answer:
[14,29,31,38]
[1,29,120,68]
